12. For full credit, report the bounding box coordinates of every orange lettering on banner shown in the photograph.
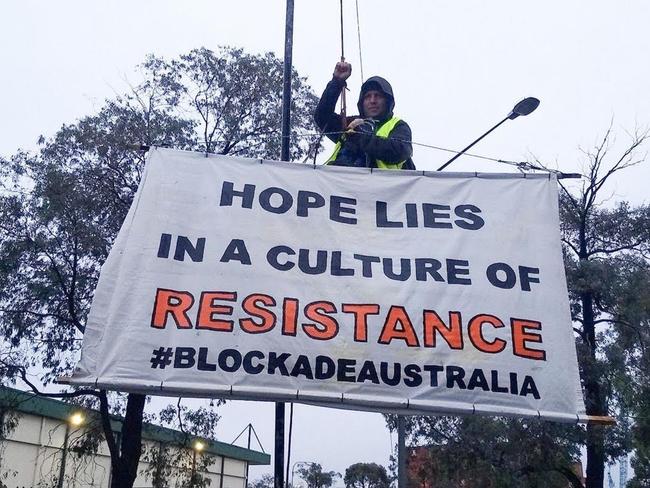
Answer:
[240,294,277,333]
[282,298,299,336]
[378,306,420,347]
[511,318,546,360]
[342,304,380,342]
[196,291,237,332]
[151,288,195,329]
[303,302,339,340]
[468,314,507,354]
[423,310,463,349]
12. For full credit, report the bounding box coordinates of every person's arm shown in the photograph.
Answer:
[314,62,352,142]
[352,120,413,163]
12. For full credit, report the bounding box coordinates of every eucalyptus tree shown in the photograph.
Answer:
[0,46,318,488]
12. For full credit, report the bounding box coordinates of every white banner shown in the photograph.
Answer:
[70,147,586,422]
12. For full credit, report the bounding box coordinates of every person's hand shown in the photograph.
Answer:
[347,118,375,134]
[333,61,352,81]
[346,118,365,131]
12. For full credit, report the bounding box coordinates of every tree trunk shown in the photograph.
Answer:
[586,425,605,488]
[581,288,605,488]
[110,393,146,488]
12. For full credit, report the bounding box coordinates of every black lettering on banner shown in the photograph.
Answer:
[486,262,517,289]
[218,349,242,372]
[220,239,252,265]
[154,344,546,399]
[291,355,314,379]
[383,258,411,281]
[353,254,381,277]
[376,201,403,228]
[447,259,472,285]
[243,351,265,374]
[422,203,453,229]
[519,266,541,291]
[259,187,293,214]
[446,366,466,389]
[268,352,291,376]
[298,249,327,275]
[197,347,217,371]
[405,203,418,227]
[404,364,423,387]
[315,355,336,379]
[467,369,489,391]
[331,251,355,276]
[380,362,401,386]
[491,370,509,393]
[521,376,541,399]
[337,358,357,382]
[157,233,172,258]
[415,258,445,282]
[357,361,380,384]
[174,347,196,369]
[173,236,205,262]
[330,196,357,224]
[297,191,325,217]
[454,204,485,230]
[267,245,295,271]
[423,365,444,386]
[220,181,255,208]
[510,372,518,393]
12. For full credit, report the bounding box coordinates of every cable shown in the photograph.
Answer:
[293,130,554,172]
[355,0,364,82]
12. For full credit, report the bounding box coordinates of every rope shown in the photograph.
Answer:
[339,0,345,61]
[355,0,364,82]
[339,0,347,127]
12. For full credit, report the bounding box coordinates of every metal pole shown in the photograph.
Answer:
[56,423,70,488]
[246,425,251,488]
[192,449,197,488]
[286,403,294,487]
[281,0,295,162]
[437,115,510,171]
[397,416,407,488]
[276,2,294,488]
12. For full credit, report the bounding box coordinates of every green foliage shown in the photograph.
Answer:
[344,462,389,488]
[0,45,319,488]
[297,463,340,488]
[251,474,275,488]
[388,415,584,488]
[383,126,649,488]
[0,44,318,386]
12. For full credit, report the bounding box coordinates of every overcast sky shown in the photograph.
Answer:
[2,0,649,483]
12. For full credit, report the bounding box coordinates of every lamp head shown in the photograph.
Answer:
[508,97,540,120]
[69,412,85,426]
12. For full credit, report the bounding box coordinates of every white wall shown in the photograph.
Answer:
[0,411,249,488]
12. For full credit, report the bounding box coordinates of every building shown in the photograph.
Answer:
[0,386,270,487]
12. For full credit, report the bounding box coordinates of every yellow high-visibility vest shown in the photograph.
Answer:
[325,117,407,169]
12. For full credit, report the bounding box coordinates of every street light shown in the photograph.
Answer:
[191,439,206,487]
[57,412,85,488]
[437,97,541,171]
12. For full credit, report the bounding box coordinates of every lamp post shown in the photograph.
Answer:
[437,97,540,171]
[191,440,205,487]
[56,412,84,488]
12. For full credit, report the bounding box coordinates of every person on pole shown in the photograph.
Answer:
[315,61,415,170]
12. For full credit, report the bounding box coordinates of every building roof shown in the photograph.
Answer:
[0,385,270,465]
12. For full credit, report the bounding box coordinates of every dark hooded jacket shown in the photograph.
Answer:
[314,76,415,170]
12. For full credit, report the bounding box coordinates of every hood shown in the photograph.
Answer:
[357,76,395,120]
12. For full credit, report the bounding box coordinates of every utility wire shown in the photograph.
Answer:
[294,130,560,173]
